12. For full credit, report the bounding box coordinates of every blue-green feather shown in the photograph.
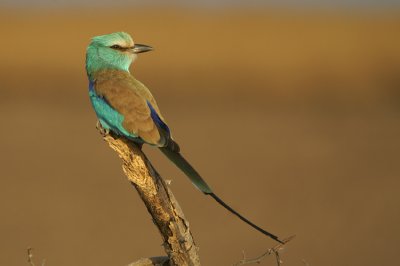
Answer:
[89,81,139,140]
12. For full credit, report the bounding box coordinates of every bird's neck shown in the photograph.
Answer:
[85,48,132,81]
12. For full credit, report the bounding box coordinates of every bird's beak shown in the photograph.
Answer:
[132,44,153,54]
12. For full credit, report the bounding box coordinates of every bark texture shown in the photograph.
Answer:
[102,133,200,266]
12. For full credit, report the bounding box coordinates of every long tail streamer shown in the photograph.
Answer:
[160,146,283,243]
[209,192,283,244]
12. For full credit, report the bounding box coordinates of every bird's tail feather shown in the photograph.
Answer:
[159,145,213,194]
[209,193,283,244]
[159,145,283,243]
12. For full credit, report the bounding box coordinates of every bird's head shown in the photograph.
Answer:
[86,32,153,79]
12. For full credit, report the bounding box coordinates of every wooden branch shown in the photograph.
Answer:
[100,131,200,266]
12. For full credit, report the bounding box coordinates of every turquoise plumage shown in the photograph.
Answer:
[85,32,282,243]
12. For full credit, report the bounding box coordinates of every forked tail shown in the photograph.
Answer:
[159,146,283,244]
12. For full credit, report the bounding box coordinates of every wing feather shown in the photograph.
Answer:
[93,69,167,146]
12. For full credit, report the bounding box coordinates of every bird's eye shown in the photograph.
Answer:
[110,45,122,49]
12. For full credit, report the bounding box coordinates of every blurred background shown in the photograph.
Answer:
[1,1,399,265]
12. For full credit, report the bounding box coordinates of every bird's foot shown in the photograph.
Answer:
[96,121,110,136]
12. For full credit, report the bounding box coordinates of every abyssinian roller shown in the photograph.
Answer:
[85,32,282,243]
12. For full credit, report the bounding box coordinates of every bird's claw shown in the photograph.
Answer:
[96,121,110,136]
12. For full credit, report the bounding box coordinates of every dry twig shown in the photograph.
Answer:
[27,248,45,266]
[27,248,35,266]
[233,235,296,266]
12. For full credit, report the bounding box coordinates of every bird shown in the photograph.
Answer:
[85,32,283,244]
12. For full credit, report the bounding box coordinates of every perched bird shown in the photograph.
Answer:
[85,32,282,243]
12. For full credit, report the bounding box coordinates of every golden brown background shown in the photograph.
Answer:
[1,7,399,266]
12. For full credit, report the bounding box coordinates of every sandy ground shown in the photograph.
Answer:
[0,8,399,266]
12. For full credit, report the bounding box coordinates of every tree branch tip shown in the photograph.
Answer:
[27,247,46,266]
[27,247,34,266]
